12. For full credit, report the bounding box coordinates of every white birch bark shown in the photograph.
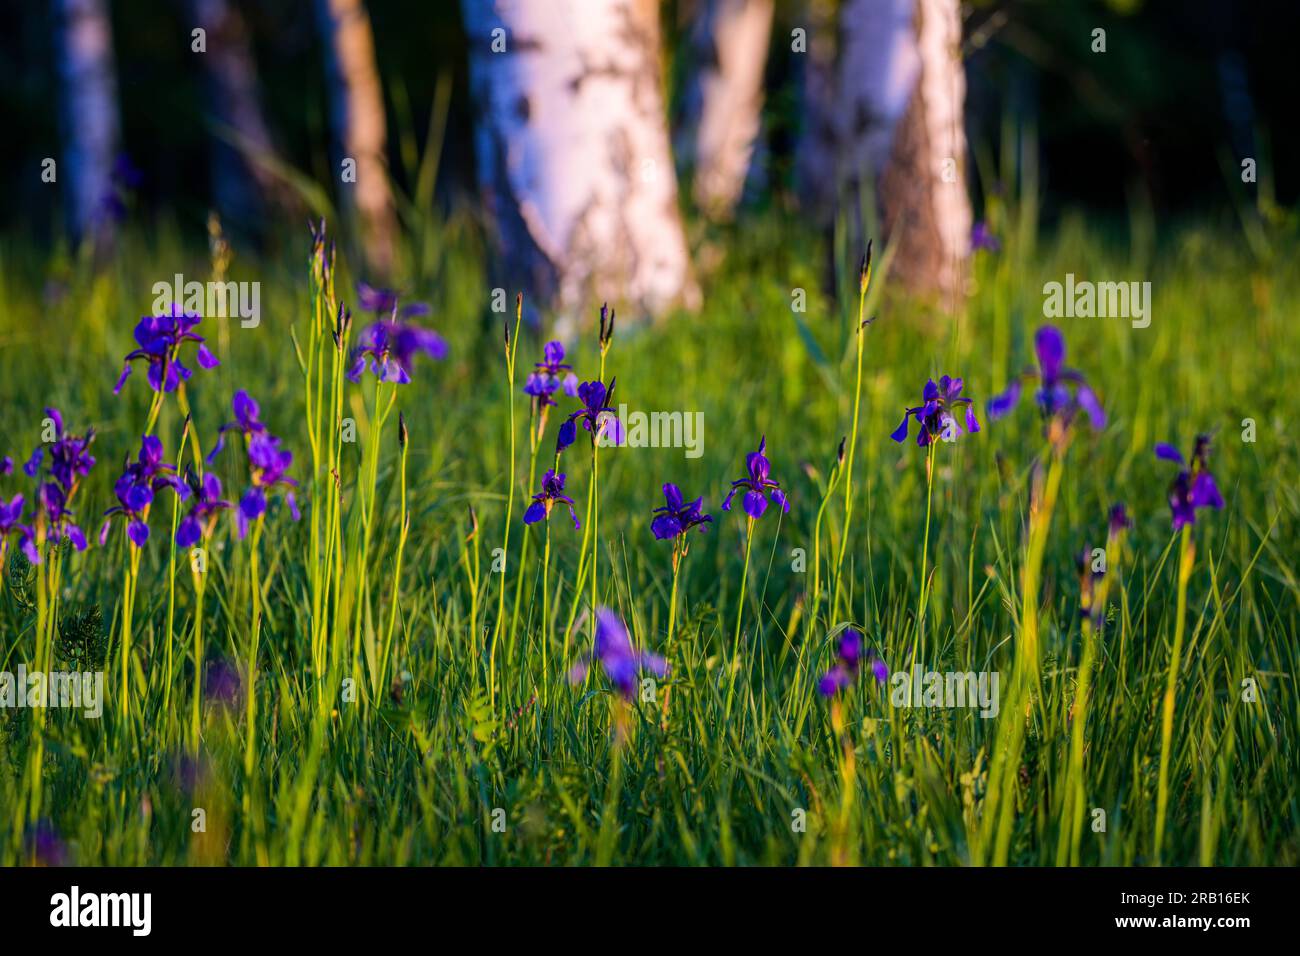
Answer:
[190,0,279,226]
[56,0,121,249]
[317,0,398,277]
[461,0,698,320]
[828,0,972,296]
[679,0,774,220]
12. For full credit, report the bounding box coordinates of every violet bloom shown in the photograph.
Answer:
[987,326,1104,430]
[24,819,68,866]
[524,341,580,408]
[1108,503,1133,537]
[557,379,623,452]
[113,304,219,395]
[176,471,233,548]
[355,281,430,319]
[44,408,97,489]
[523,469,579,529]
[651,483,712,540]
[722,436,789,519]
[347,320,448,384]
[817,629,888,698]
[238,432,300,539]
[98,435,183,549]
[1155,435,1224,530]
[1,456,11,476]
[207,390,266,461]
[891,376,980,446]
[971,221,1001,253]
[569,607,667,700]
[37,482,87,555]
[0,493,37,565]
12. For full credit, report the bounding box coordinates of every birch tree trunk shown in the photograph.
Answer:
[461,0,698,320]
[56,0,121,251]
[317,0,398,278]
[678,0,774,220]
[816,0,972,297]
[190,0,280,229]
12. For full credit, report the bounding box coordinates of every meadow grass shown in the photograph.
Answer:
[0,209,1296,866]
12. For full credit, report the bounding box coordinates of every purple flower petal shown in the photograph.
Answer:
[742,490,768,519]
[1155,442,1185,464]
[1035,326,1065,382]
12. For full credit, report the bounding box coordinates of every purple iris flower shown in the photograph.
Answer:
[1,456,12,475]
[1155,435,1224,530]
[347,320,448,384]
[176,471,233,548]
[569,607,667,700]
[890,376,980,446]
[650,483,712,540]
[237,432,300,539]
[98,435,183,549]
[0,493,37,565]
[971,221,1001,253]
[355,281,431,319]
[987,326,1105,430]
[557,379,623,452]
[524,341,580,408]
[523,469,579,529]
[207,390,266,462]
[1108,502,1133,537]
[24,819,68,866]
[722,436,790,519]
[43,408,97,490]
[817,629,888,698]
[37,481,88,555]
[113,304,220,395]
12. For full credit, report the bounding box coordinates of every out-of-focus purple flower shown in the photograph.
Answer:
[347,319,448,384]
[569,607,666,700]
[987,326,1104,430]
[0,456,11,475]
[817,629,888,697]
[651,483,712,540]
[722,436,790,520]
[208,389,266,462]
[524,341,580,408]
[890,376,980,446]
[971,221,1001,253]
[1108,502,1133,537]
[557,379,622,452]
[355,281,430,320]
[113,304,219,396]
[204,658,241,707]
[24,819,68,866]
[0,493,37,565]
[176,470,233,548]
[97,435,183,549]
[1155,435,1224,530]
[523,469,579,529]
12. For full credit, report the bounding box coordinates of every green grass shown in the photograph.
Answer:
[0,208,1296,866]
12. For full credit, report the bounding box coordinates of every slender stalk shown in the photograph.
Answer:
[725,517,755,722]
[831,252,871,618]
[541,518,552,706]
[660,543,683,728]
[1154,523,1194,863]
[491,295,523,710]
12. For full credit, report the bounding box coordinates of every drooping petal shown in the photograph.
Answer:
[176,515,202,548]
[890,411,911,443]
[113,363,133,395]
[721,487,739,512]
[556,418,577,451]
[771,487,790,513]
[1154,442,1185,464]
[66,523,88,551]
[986,380,1021,419]
[742,490,768,519]
[1190,472,1224,509]
[127,519,150,548]
[965,405,980,434]
[286,492,301,521]
[1076,384,1106,429]
[196,344,220,369]
[523,501,546,524]
[651,513,682,540]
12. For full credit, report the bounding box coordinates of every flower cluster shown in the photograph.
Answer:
[651,483,712,540]
[557,379,623,452]
[523,341,579,408]
[98,435,183,548]
[209,391,300,539]
[523,469,579,529]
[347,319,448,384]
[5,408,98,561]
